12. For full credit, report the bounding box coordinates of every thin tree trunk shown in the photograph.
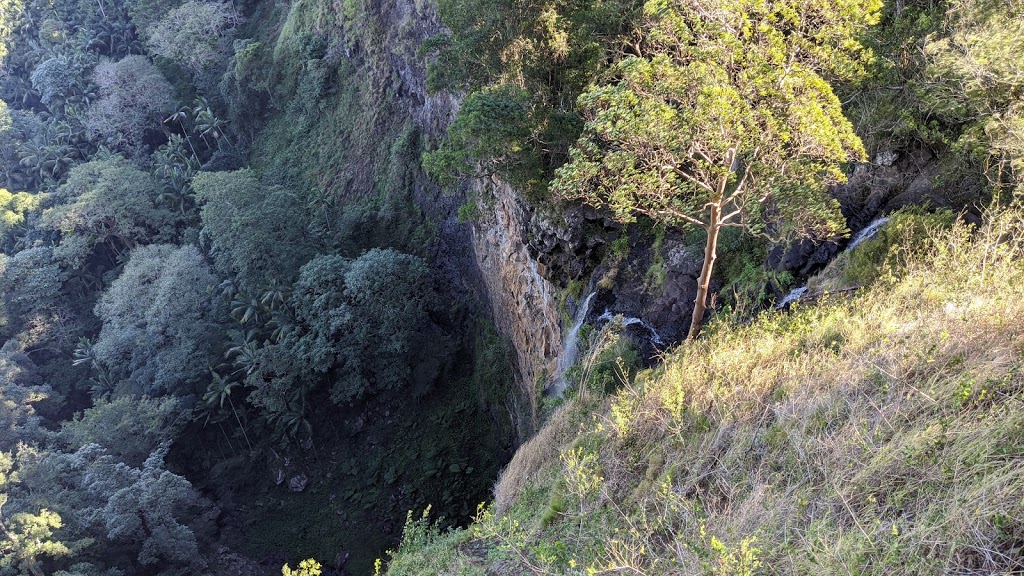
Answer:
[688,207,721,340]
[227,396,253,452]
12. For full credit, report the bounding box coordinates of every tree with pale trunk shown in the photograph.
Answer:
[553,0,880,339]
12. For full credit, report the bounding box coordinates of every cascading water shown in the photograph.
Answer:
[596,310,664,345]
[548,292,597,398]
[776,216,890,308]
[777,286,808,308]
[847,217,890,250]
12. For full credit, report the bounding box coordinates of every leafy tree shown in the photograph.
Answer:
[0,100,9,132]
[282,559,322,576]
[24,443,208,573]
[0,507,69,576]
[202,371,252,451]
[0,0,23,66]
[915,0,1024,199]
[29,57,81,112]
[218,39,271,139]
[284,249,431,404]
[145,1,240,88]
[193,169,316,293]
[86,56,174,151]
[552,0,878,338]
[422,85,542,194]
[59,396,184,466]
[99,445,205,568]
[41,158,180,267]
[242,249,432,437]
[0,350,51,449]
[92,244,222,397]
[0,247,65,327]
[0,188,39,250]
[0,453,69,576]
[0,109,90,190]
[54,563,125,576]
[423,0,643,196]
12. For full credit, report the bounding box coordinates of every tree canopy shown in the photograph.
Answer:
[92,244,222,398]
[553,0,879,337]
[193,169,316,293]
[41,158,181,268]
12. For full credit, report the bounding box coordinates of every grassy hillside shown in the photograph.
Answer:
[380,206,1024,575]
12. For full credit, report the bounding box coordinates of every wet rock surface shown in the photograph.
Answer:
[770,145,980,278]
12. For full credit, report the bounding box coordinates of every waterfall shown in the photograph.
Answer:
[777,286,808,308]
[596,310,664,345]
[847,217,890,250]
[548,292,597,398]
[775,216,890,309]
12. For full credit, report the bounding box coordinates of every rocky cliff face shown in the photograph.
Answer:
[342,0,457,138]
[470,180,564,419]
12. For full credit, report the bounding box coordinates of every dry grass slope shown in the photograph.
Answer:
[382,207,1024,576]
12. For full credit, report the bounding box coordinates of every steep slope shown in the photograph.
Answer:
[381,207,1024,575]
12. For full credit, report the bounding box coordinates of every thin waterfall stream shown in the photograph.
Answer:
[548,292,597,398]
[777,216,890,308]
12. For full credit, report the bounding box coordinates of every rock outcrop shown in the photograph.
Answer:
[770,145,982,278]
[471,179,564,421]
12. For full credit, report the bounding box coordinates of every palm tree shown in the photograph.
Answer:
[230,293,263,325]
[203,371,253,451]
[268,400,311,444]
[192,97,232,148]
[225,329,260,376]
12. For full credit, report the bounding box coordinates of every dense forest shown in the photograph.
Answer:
[0,0,1023,574]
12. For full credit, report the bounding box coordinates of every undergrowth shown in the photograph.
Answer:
[381,206,1024,575]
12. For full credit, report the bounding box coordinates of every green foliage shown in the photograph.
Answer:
[42,157,181,268]
[92,244,222,397]
[0,509,71,575]
[59,396,184,466]
[25,442,208,572]
[580,326,639,396]
[193,169,316,293]
[0,0,23,65]
[218,39,271,138]
[376,508,473,576]
[86,56,175,151]
[425,0,642,197]
[715,227,772,312]
[282,558,322,576]
[0,188,39,248]
[282,249,431,405]
[102,449,204,568]
[0,451,70,576]
[553,0,875,239]
[916,0,1024,199]
[423,85,542,194]
[811,207,956,293]
[0,352,50,448]
[0,247,65,326]
[145,1,240,83]
[29,57,81,111]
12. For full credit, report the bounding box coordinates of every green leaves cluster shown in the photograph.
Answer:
[91,244,222,398]
[193,168,316,294]
[917,0,1024,198]
[424,0,643,197]
[42,158,182,267]
[554,0,875,239]
[245,248,432,418]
